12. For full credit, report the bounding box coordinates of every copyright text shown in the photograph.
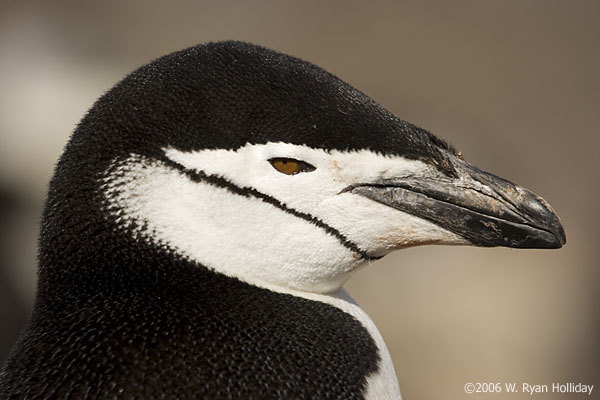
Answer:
[463,382,593,395]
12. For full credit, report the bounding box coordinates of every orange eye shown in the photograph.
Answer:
[269,158,316,175]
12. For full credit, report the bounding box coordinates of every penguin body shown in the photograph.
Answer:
[0,41,564,399]
[1,266,383,398]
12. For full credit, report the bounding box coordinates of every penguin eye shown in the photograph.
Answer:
[269,158,316,175]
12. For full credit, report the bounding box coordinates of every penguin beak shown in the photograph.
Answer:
[344,158,566,249]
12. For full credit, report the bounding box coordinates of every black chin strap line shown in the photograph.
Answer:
[157,154,381,262]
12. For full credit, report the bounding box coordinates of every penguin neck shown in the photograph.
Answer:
[36,192,347,306]
[36,213,360,328]
[37,205,355,314]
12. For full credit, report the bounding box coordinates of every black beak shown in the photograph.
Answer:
[346,157,566,249]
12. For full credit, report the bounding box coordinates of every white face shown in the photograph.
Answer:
[102,142,467,294]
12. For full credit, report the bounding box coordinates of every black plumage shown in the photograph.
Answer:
[0,41,404,399]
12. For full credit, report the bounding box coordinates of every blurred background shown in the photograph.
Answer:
[0,1,598,398]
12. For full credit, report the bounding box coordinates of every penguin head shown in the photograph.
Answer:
[45,41,565,295]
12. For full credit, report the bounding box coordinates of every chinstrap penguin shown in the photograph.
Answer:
[0,41,565,399]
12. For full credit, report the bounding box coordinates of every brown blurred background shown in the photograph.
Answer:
[0,1,598,399]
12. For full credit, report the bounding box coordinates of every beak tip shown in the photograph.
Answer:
[540,202,566,248]
[554,222,567,248]
[533,220,565,249]
[520,189,566,249]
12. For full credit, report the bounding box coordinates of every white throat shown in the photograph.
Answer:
[101,154,365,294]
